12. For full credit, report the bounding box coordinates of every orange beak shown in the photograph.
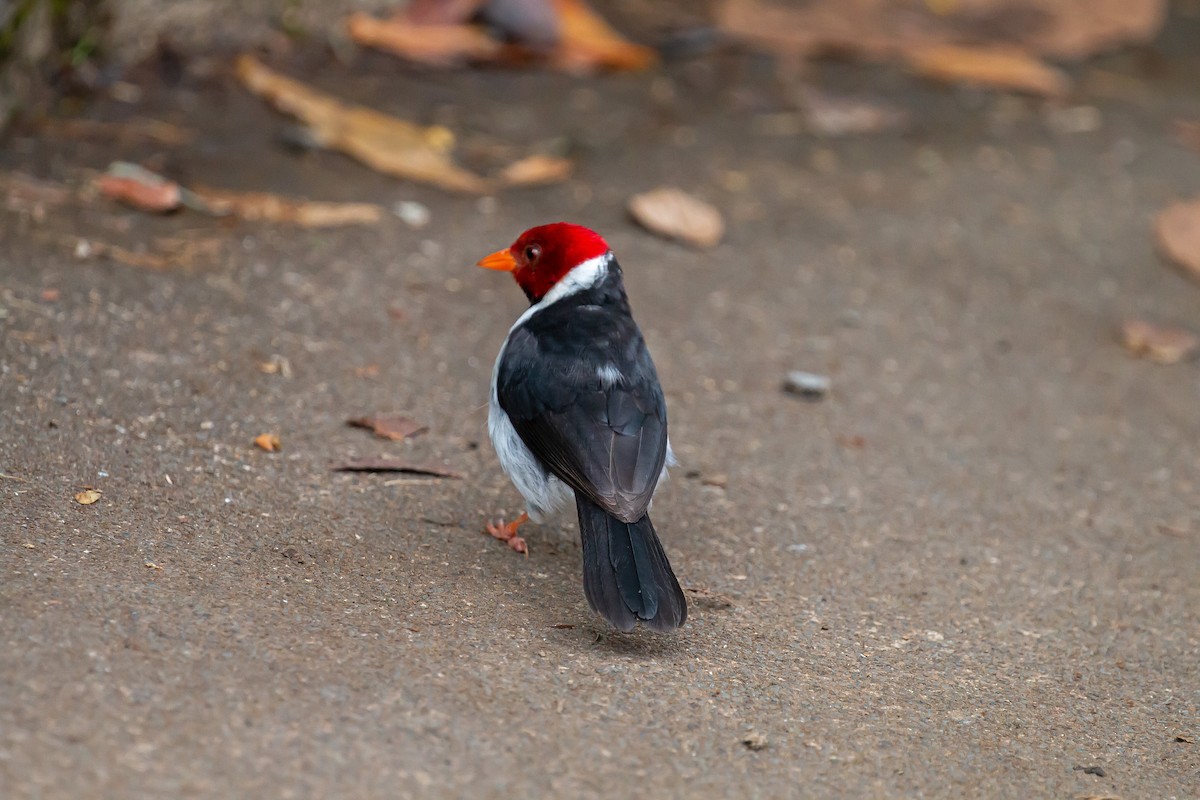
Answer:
[476,249,518,272]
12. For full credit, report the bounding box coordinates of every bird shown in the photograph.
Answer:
[477,222,687,632]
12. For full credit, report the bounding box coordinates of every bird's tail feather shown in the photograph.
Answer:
[575,494,687,632]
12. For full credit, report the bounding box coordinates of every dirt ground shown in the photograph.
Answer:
[2,9,1199,800]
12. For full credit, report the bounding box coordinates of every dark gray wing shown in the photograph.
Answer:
[497,304,667,523]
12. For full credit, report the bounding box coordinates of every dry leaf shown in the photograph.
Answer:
[254,433,282,452]
[549,0,657,73]
[905,44,1070,97]
[347,13,503,66]
[236,55,492,193]
[718,0,1164,64]
[685,586,735,609]
[1,171,73,215]
[348,0,654,73]
[97,162,183,213]
[1120,319,1199,365]
[628,187,724,249]
[347,415,429,441]
[41,117,194,146]
[74,489,102,505]
[498,154,574,187]
[330,457,462,478]
[1155,199,1200,281]
[191,187,383,227]
[404,0,489,25]
[1174,120,1200,152]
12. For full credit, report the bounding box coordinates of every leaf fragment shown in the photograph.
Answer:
[905,44,1070,98]
[75,489,102,505]
[1155,199,1200,280]
[330,457,462,478]
[235,55,493,193]
[191,187,383,227]
[97,162,183,213]
[254,433,282,452]
[346,415,429,441]
[1120,319,1199,365]
[628,187,724,249]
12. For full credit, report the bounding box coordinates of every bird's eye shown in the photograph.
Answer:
[523,244,542,264]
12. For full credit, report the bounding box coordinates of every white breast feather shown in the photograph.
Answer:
[488,252,673,521]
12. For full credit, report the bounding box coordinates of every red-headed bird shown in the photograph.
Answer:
[477,223,687,632]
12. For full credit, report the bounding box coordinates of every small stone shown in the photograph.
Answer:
[392,200,431,229]
[742,732,769,751]
[783,371,830,400]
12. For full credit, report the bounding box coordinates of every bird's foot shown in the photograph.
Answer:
[484,511,529,555]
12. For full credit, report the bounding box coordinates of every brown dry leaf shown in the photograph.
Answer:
[497,154,574,187]
[1174,120,1200,153]
[549,0,657,73]
[1014,0,1165,60]
[905,44,1070,97]
[347,12,503,66]
[71,237,191,270]
[235,55,492,193]
[96,162,183,213]
[685,586,735,609]
[330,457,463,478]
[254,433,282,452]
[347,414,429,441]
[348,0,653,73]
[1155,199,1200,281]
[191,187,382,227]
[717,0,1163,85]
[1120,319,1199,365]
[404,0,489,25]
[628,187,724,249]
[1,171,73,216]
[74,489,102,505]
[41,117,194,146]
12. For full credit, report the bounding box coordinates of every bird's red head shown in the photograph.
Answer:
[477,222,611,302]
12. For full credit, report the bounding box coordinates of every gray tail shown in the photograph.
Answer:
[575,494,687,632]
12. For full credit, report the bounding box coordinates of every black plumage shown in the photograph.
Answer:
[496,262,686,631]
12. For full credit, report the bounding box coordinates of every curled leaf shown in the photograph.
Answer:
[191,188,383,227]
[1155,199,1200,281]
[236,55,492,193]
[905,44,1070,98]
[97,162,183,213]
[254,433,282,452]
[1121,319,1199,365]
[628,187,724,249]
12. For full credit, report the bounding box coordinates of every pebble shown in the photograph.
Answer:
[783,371,830,400]
[392,200,431,229]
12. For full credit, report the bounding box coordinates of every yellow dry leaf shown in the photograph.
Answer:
[192,188,383,227]
[498,154,574,187]
[346,12,502,66]
[905,44,1070,97]
[1155,199,1200,281]
[235,55,492,193]
[75,489,102,505]
[1121,319,1199,365]
[254,433,282,452]
[550,0,657,73]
